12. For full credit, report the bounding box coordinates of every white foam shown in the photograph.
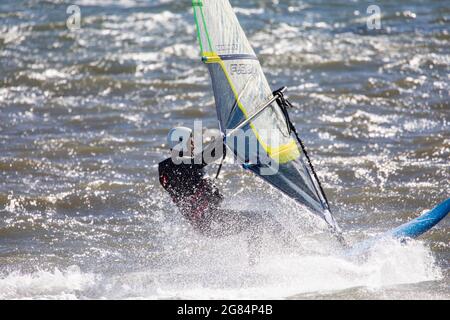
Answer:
[0,266,98,300]
[0,236,442,300]
[152,238,441,299]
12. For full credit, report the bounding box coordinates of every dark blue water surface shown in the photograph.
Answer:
[0,0,448,299]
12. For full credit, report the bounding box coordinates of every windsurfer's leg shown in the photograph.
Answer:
[247,229,262,266]
[201,209,263,265]
[205,209,294,246]
[228,210,264,266]
[260,212,300,247]
[202,209,260,236]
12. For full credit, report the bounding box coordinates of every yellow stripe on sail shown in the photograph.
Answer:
[203,55,300,164]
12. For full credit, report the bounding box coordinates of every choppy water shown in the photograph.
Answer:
[0,0,449,300]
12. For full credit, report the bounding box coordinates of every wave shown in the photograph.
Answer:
[0,238,443,299]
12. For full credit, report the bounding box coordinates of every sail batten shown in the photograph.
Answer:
[192,0,340,231]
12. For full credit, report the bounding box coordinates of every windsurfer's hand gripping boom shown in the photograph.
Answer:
[225,87,287,141]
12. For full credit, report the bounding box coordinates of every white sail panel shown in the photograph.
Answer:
[193,0,300,164]
[193,0,254,56]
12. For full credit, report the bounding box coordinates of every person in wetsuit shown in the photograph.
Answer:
[158,126,264,264]
[159,126,224,234]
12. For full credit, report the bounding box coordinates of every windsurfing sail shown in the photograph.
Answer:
[192,0,340,232]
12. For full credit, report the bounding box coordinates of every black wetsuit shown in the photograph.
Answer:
[158,141,225,233]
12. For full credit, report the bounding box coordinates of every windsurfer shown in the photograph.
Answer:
[159,126,272,265]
